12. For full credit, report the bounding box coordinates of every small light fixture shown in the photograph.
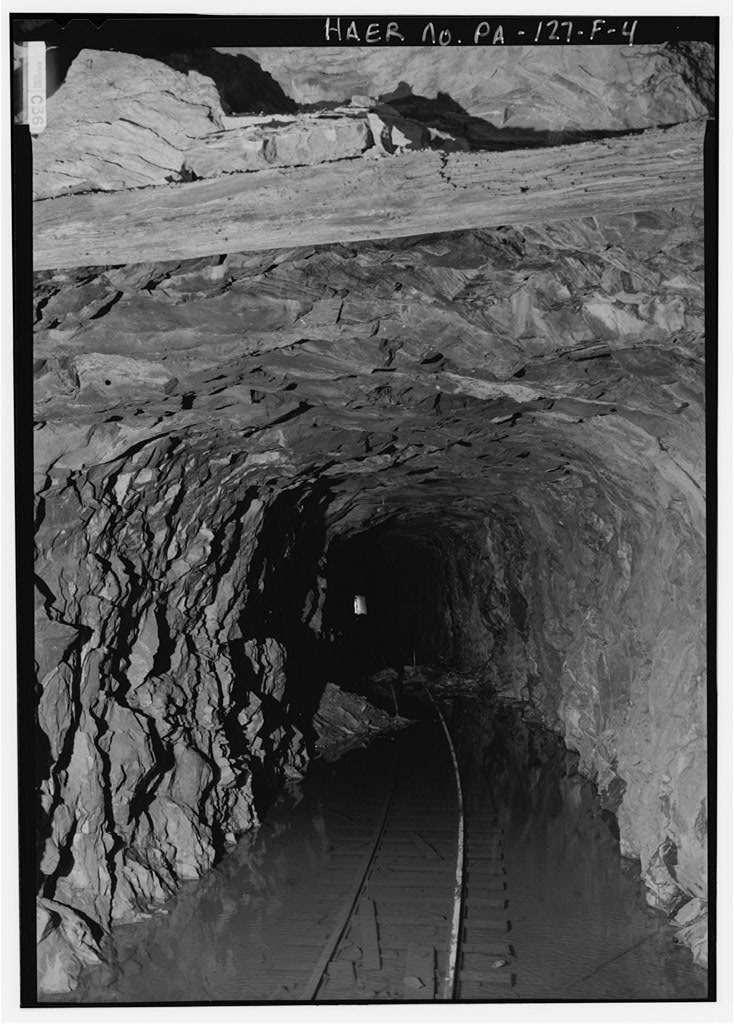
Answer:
[353,594,367,616]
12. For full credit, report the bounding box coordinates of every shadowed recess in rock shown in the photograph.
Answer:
[37,44,298,114]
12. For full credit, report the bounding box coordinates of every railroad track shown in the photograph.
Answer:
[458,795,518,999]
[299,686,517,1001]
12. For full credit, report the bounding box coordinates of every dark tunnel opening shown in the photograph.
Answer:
[322,522,458,680]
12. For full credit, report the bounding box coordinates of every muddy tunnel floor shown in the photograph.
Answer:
[50,685,707,1004]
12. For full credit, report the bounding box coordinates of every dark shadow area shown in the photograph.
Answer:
[322,522,457,686]
[151,50,297,115]
[32,45,297,115]
[449,693,708,999]
[668,41,716,116]
[374,83,645,153]
[236,481,335,781]
[28,48,649,153]
[224,637,302,816]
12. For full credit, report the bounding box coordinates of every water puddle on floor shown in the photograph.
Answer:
[55,693,707,1003]
[56,733,399,1003]
[450,693,708,1000]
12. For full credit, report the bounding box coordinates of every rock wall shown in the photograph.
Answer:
[33,49,377,199]
[30,45,711,991]
[469,448,707,964]
[237,43,714,128]
[32,50,225,198]
[33,43,714,201]
[35,444,312,988]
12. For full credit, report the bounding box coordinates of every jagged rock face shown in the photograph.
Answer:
[35,433,311,928]
[33,50,225,198]
[33,50,382,199]
[33,44,714,202]
[35,210,707,972]
[31,45,710,991]
[237,43,714,129]
[36,897,104,994]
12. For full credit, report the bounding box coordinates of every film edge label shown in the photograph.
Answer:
[22,41,47,134]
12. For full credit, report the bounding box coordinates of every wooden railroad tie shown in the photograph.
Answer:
[359,898,381,972]
[403,945,436,1000]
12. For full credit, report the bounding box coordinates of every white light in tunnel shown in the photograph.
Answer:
[353,594,368,616]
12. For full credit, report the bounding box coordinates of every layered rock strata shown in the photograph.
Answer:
[30,44,711,991]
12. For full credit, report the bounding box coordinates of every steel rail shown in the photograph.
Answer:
[421,683,465,1001]
[301,746,398,1001]
[302,686,465,1002]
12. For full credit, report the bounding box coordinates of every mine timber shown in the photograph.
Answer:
[33,121,705,272]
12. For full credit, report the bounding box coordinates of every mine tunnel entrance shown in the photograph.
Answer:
[322,524,457,681]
